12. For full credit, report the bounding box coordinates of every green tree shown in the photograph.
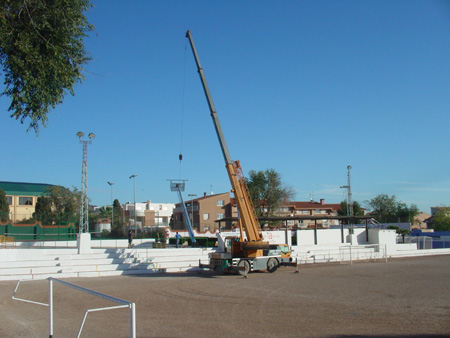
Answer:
[429,209,450,231]
[387,225,409,243]
[247,169,295,217]
[34,195,53,224]
[0,188,10,222]
[365,194,418,224]
[337,200,364,224]
[113,199,123,229]
[45,185,81,223]
[0,0,94,133]
[98,206,112,219]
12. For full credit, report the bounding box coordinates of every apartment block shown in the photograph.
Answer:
[173,192,236,232]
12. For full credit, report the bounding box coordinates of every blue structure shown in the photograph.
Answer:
[411,229,450,249]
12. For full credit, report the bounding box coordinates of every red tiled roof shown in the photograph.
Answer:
[284,201,342,211]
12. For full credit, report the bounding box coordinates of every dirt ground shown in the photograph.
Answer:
[0,255,449,338]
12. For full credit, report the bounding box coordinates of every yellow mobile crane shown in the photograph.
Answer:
[186,30,294,275]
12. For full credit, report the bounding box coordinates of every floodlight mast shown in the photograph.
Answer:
[129,174,137,235]
[347,165,353,220]
[77,131,95,233]
[185,30,264,247]
[107,182,114,231]
[167,179,196,246]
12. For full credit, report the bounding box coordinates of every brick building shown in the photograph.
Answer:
[173,192,237,232]
[274,199,342,228]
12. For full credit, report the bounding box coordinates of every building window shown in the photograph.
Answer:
[217,200,224,207]
[7,196,12,205]
[19,197,33,206]
[302,210,309,215]
[217,213,225,220]
[203,213,209,220]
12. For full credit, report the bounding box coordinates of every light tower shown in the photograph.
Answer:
[340,165,353,222]
[129,174,137,235]
[77,131,95,233]
[107,181,114,232]
[346,165,353,219]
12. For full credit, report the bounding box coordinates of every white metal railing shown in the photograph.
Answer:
[12,278,136,338]
[293,244,387,265]
[338,244,387,265]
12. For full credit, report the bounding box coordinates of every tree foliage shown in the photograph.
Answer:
[387,225,409,243]
[34,185,81,224]
[113,199,123,228]
[428,209,450,231]
[34,193,52,224]
[337,200,364,224]
[0,0,94,133]
[0,188,9,222]
[246,168,295,217]
[365,194,418,224]
[98,206,112,219]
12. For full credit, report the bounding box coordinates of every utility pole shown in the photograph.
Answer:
[129,174,137,236]
[340,165,353,224]
[77,132,95,233]
[347,165,353,219]
[107,182,114,231]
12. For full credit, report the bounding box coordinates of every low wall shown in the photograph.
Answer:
[12,238,158,249]
[297,228,366,246]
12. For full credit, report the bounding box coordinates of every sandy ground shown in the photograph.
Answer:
[0,255,449,338]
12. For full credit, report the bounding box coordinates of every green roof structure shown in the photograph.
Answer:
[0,181,54,196]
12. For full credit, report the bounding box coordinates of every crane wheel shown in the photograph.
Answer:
[237,260,250,277]
[267,258,279,273]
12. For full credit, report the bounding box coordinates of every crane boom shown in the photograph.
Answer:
[185,31,232,165]
[185,30,264,245]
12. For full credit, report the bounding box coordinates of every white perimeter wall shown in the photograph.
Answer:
[296,228,398,247]
[297,228,366,245]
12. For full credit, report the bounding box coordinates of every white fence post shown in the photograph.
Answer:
[130,302,136,338]
[49,278,53,338]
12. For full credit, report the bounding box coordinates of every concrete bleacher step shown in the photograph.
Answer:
[0,247,212,281]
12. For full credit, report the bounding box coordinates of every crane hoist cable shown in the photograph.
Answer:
[178,39,188,177]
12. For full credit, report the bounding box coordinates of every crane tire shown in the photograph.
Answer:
[237,260,250,276]
[267,258,279,273]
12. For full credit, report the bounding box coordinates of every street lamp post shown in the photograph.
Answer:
[346,165,353,219]
[188,194,197,228]
[77,131,95,233]
[107,182,114,232]
[129,174,137,236]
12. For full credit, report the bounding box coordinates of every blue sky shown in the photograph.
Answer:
[1,1,449,213]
